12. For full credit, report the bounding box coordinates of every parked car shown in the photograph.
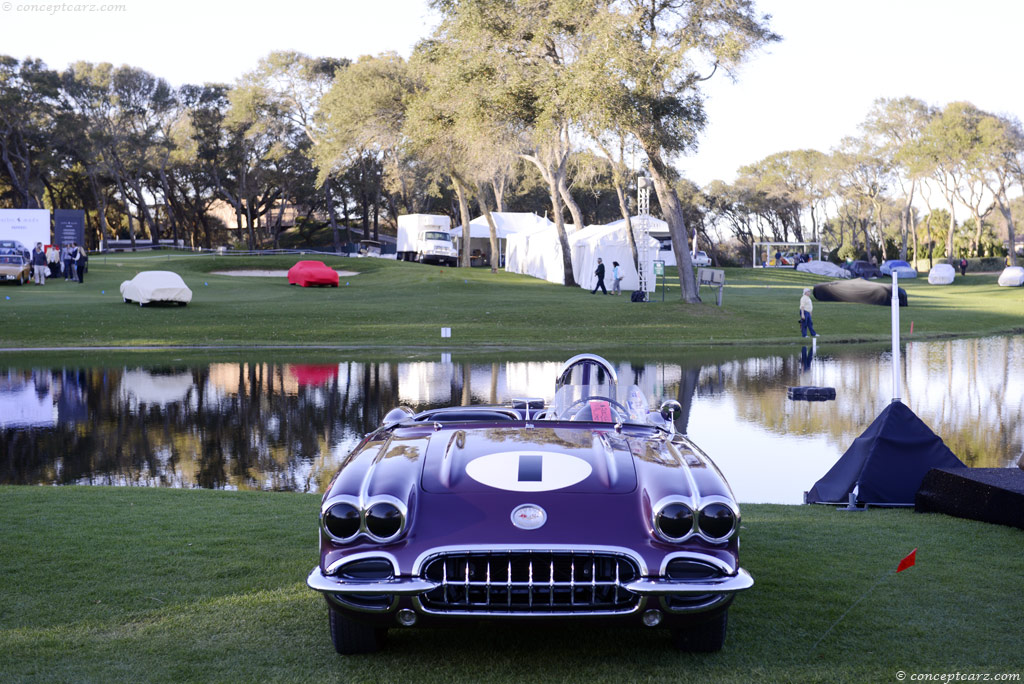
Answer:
[0,253,30,285]
[288,260,340,288]
[307,353,753,655]
[880,260,917,278]
[845,260,883,279]
[359,240,383,257]
[690,250,711,267]
[120,270,193,306]
[0,240,31,262]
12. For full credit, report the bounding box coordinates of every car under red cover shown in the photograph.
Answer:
[288,260,339,287]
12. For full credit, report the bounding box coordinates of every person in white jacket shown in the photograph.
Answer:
[799,288,818,338]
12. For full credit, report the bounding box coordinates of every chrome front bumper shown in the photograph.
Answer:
[307,566,753,597]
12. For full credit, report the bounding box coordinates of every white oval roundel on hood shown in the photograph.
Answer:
[465,451,593,492]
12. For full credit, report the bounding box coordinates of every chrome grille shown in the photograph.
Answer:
[420,551,640,614]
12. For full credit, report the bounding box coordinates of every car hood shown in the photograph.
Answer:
[419,426,638,494]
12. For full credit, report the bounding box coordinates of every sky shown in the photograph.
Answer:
[4,0,1024,188]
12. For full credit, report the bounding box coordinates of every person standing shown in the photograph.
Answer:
[799,287,818,338]
[591,257,607,295]
[959,257,968,276]
[73,243,86,284]
[31,242,47,285]
[46,243,61,279]
[63,243,75,281]
[611,261,622,295]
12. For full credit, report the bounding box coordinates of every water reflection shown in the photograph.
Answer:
[1,337,1020,503]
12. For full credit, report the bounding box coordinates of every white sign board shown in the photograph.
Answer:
[0,209,51,248]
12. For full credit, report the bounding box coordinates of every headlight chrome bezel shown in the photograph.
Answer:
[652,496,739,544]
[321,495,408,544]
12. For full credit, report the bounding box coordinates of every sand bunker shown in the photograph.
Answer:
[211,270,359,277]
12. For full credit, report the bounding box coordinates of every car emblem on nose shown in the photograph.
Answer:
[511,504,547,530]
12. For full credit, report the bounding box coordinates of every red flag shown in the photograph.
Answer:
[896,548,917,573]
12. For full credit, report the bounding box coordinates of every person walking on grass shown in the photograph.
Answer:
[32,242,47,285]
[591,257,607,295]
[799,287,818,338]
[612,261,622,295]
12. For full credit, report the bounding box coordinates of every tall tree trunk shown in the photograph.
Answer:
[558,176,584,232]
[114,175,137,250]
[475,182,500,272]
[453,176,473,268]
[522,154,576,287]
[998,203,1016,266]
[946,205,956,259]
[645,148,699,303]
[87,170,109,249]
[326,181,341,254]
[491,176,507,213]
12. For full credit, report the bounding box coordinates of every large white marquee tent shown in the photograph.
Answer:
[505,225,566,284]
[504,214,660,292]
[452,212,556,266]
[571,216,660,293]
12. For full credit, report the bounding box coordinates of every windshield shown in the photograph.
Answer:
[548,353,651,423]
[423,231,451,242]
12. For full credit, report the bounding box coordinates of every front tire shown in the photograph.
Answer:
[671,610,728,653]
[328,605,387,655]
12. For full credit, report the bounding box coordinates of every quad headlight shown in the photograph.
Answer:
[321,497,407,543]
[323,502,361,541]
[365,502,403,540]
[655,502,695,540]
[697,502,737,541]
[653,499,738,543]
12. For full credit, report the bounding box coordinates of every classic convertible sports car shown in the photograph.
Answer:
[308,354,753,654]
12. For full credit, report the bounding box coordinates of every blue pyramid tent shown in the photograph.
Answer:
[805,400,966,505]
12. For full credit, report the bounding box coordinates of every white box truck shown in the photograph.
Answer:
[397,214,458,266]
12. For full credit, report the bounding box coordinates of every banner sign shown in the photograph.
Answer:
[54,209,85,247]
[0,209,50,248]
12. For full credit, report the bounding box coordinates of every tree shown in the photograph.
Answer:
[316,53,420,244]
[981,114,1023,266]
[585,0,779,302]
[0,56,61,209]
[861,97,931,261]
[912,102,986,258]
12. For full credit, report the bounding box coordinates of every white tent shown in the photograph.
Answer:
[571,216,660,292]
[928,263,955,285]
[505,225,566,284]
[452,211,554,239]
[452,212,554,267]
[998,266,1024,287]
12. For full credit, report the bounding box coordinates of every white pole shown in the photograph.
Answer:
[891,272,901,403]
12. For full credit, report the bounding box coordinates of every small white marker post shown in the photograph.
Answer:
[891,272,901,403]
[441,327,451,339]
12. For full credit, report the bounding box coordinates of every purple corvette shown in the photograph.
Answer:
[307,354,753,653]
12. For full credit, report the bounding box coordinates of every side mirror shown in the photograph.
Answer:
[659,400,681,434]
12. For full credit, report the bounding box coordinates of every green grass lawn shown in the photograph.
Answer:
[1,486,1021,683]
[1,252,1021,350]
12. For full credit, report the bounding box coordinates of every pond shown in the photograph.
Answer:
[1,336,1021,504]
